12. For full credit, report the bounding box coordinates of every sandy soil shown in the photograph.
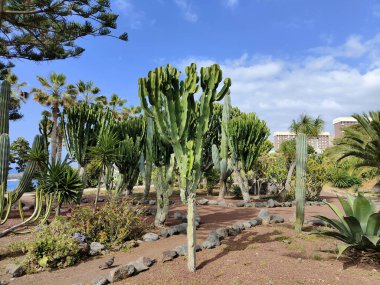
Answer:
[0,191,379,285]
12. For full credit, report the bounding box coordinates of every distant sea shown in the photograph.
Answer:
[7,180,18,191]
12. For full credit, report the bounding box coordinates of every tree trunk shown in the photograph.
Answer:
[77,166,87,203]
[187,192,197,272]
[295,134,307,233]
[278,161,296,201]
[50,104,59,162]
[94,168,103,213]
[235,169,250,202]
[115,173,127,198]
[55,201,62,216]
[56,125,63,162]
[218,180,227,200]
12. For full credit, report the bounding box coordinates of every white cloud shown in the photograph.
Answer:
[224,0,239,8]
[114,0,145,29]
[175,34,380,135]
[173,0,198,22]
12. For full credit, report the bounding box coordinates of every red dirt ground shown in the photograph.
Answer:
[1,191,380,285]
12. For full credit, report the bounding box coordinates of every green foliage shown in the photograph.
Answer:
[0,0,128,71]
[204,168,220,194]
[335,111,380,172]
[232,184,242,199]
[14,218,84,270]
[71,200,147,245]
[315,193,380,258]
[255,153,287,192]
[279,139,315,165]
[41,159,83,206]
[290,114,325,137]
[10,137,31,172]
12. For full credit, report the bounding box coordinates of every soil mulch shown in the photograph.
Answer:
[0,191,379,285]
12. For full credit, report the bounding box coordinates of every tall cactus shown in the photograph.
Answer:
[140,116,153,200]
[295,133,307,232]
[212,92,234,199]
[139,63,231,272]
[0,81,46,225]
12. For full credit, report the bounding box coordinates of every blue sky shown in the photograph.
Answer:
[9,0,380,143]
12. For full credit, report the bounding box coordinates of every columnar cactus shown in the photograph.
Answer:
[141,116,153,200]
[0,81,45,225]
[295,133,307,232]
[139,63,231,272]
[212,92,234,199]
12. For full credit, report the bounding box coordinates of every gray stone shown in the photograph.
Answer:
[195,216,201,224]
[98,197,105,202]
[242,222,252,229]
[307,219,328,227]
[284,201,292,207]
[90,242,105,256]
[134,256,155,268]
[215,228,228,239]
[258,209,270,224]
[108,265,135,283]
[270,214,284,224]
[202,232,220,249]
[22,205,33,211]
[0,281,7,285]
[267,199,275,208]
[208,200,218,205]
[198,198,209,205]
[91,277,110,285]
[244,202,254,207]
[161,250,178,262]
[254,202,266,208]
[218,201,228,207]
[81,198,90,203]
[167,226,180,236]
[227,226,241,236]
[176,223,188,234]
[227,202,236,207]
[6,264,25,278]
[148,200,156,205]
[143,233,159,242]
[174,244,201,256]
[174,212,183,220]
[274,200,282,207]
[159,229,170,238]
[236,201,245,207]
[248,219,258,226]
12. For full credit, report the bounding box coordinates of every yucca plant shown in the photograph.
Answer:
[315,193,380,260]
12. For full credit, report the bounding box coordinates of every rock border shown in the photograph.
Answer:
[198,198,326,208]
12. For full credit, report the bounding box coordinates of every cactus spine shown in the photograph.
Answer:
[295,133,307,232]
[212,92,233,199]
[139,63,231,272]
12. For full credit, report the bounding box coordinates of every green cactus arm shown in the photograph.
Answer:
[212,144,221,171]
[0,81,11,135]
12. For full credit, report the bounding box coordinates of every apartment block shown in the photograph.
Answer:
[333,117,358,138]
[273,131,331,153]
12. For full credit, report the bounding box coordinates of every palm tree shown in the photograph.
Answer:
[90,130,119,211]
[336,111,380,172]
[76,80,101,104]
[31,72,77,162]
[6,72,29,121]
[289,114,324,232]
[109,94,126,111]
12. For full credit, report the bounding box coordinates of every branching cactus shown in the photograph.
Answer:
[295,133,307,232]
[212,92,234,199]
[139,63,231,272]
[139,116,153,200]
[0,81,47,225]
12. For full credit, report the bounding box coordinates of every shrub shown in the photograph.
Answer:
[71,199,148,246]
[205,168,220,194]
[13,218,85,271]
[315,193,380,261]
[331,170,362,188]
[232,184,242,199]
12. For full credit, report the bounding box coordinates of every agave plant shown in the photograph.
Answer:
[315,193,380,258]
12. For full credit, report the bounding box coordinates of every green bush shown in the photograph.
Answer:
[232,184,242,199]
[71,199,148,246]
[205,168,220,194]
[330,170,362,188]
[316,193,380,261]
[12,218,85,271]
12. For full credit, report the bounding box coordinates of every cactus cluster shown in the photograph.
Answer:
[212,92,234,199]
[139,63,231,272]
[0,81,46,225]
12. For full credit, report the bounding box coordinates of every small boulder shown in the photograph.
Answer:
[227,226,241,236]
[244,202,254,207]
[215,228,228,239]
[22,205,33,211]
[274,200,282,207]
[89,242,105,256]
[173,212,183,220]
[142,233,159,242]
[202,232,220,249]
[267,199,275,208]
[91,277,110,285]
[148,200,156,206]
[81,198,90,203]
[218,201,228,207]
[235,201,245,207]
[174,244,201,256]
[284,201,292,207]
[198,198,209,205]
[242,222,252,229]
[6,264,25,278]
[108,265,135,283]
[97,197,106,202]
[248,219,258,226]
[159,229,170,238]
[167,226,180,236]
[270,214,284,224]
[161,250,178,262]
[258,209,270,225]
[307,219,328,227]
[208,200,218,205]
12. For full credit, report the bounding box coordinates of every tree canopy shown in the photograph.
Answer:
[0,0,128,73]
